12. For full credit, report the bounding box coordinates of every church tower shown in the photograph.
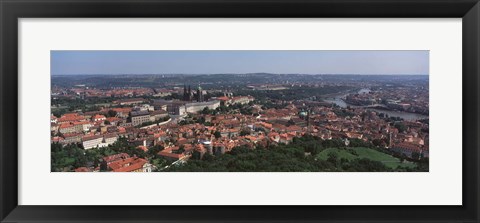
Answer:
[197,85,204,102]
[183,84,188,101]
[188,85,192,101]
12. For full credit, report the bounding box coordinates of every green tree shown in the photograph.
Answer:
[394,122,407,133]
[327,152,339,166]
[214,131,221,139]
[240,129,251,136]
[107,110,117,117]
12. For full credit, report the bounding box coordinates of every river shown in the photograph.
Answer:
[322,89,428,121]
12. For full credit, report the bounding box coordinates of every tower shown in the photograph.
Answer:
[183,85,193,101]
[183,84,188,101]
[197,85,203,102]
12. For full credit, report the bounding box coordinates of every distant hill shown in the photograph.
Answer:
[51,73,428,89]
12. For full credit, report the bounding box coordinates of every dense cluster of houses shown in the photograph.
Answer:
[52,92,429,172]
[345,87,429,115]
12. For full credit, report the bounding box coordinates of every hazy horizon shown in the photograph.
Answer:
[51,73,429,76]
[51,50,429,75]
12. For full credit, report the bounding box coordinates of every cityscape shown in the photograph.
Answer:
[51,51,429,172]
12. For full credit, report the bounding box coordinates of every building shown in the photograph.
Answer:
[59,123,78,134]
[108,157,152,172]
[154,99,185,116]
[279,133,293,144]
[108,107,132,119]
[166,102,187,116]
[73,121,93,132]
[215,95,254,106]
[183,85,192,101]
[149,110,169,122]
[391,142,427,159]
[153,89,172,97]
[103,153,130,164]
[82,135,104,149]
[231,96,254,105]
[62,133,83,145]
[130,110,151,126]
[196,85,204,102]
[92,114,106,122]
[133,104,154,112]
[106,117,122,126]
[103,133,118,146]
[153,103,167,111]
[50,123,59,134]
[153,99,220,116]
[182,84,206,102]
[115,98,145,106]
[57,113,86,124]
[185,100,220,114]
[158,149,186,161]
[51,115,58,124]
[74,167,94,172]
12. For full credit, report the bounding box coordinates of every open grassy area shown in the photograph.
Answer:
[317,147,416,169]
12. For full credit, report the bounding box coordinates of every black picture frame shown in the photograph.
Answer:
[1,0,479,222]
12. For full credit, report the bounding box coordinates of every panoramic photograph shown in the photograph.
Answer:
[50,50,429,172]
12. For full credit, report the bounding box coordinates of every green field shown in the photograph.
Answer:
[317,147,416,169]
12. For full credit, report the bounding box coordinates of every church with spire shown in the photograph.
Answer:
[196,85,204,102]
[183,84,204,102]
[183,84,192,101]
[153,84,225,116]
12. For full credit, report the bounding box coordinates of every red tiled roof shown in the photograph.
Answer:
[58,114,85,122]
[59,123,74,129]
[63,133,83,138]
[109,157,148,172]
[74,167,91,172]
[110,108,133,113]
[51,136,64,142]
[106,117,121,122]
[393,143,421,152]
[103,153,130,163]
[217,96,229,101]
[73,121,91,125]
[103,133,118,139]
[92,114,106,119]
[158,151,185,159]
[82,134,103,141]
[137,145,148,152]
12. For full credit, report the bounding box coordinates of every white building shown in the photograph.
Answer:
[82,135,104,150]
[231,96,254,105]
[103,133,118,146]
[155,99,220,116]
[134,104,155,112]
[185,100,220,114]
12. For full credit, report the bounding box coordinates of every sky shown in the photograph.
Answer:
[51,50,429,75]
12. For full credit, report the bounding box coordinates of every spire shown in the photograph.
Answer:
[197,84,203,102]
[183,84,187,101]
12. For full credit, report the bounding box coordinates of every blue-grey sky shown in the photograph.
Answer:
[51,50,429,75]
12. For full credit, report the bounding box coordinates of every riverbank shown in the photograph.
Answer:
[321,89,428,121]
